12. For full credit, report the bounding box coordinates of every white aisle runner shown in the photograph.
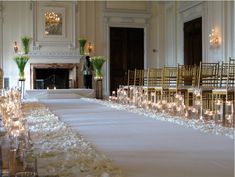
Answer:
[41,98,234,177]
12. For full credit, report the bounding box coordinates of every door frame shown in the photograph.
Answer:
[109,27,144,93]
[183,17,202,65]
[104,18,149,96]
[178,2,207,64]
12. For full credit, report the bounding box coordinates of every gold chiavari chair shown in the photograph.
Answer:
[127,69,135,87]
[161,67,178,102]
[149,68,164,103]
[142,68,163,103]
[134,69,144,86]
[123,68,144,88]
[176,64,199,107]
[212,58,235,126]
[198,62,220,111]
[143,68,149,87]
[211,61,229,98]
[132,68,144,107]
[123,69,135,99]
[226,58,235,99]
[187,67,200,108]
[141,69,150,105]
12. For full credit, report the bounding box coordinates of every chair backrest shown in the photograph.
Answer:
[226,57,235,89]
[217,61,229,88]
[177,64,198,88]
[162,67,177,88]
[134,69,144,86]
[127,69,135,86]
[198,62,219,88]
[143,69,149,86]
[147,68,163,87]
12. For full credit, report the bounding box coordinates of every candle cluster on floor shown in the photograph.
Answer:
[0,89,33,175]
[89,87,234,139]
[0,88,123,177]
[110,87,234,126]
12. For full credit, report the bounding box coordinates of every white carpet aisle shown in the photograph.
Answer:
[25,89,95,99]
[40,98,234,177]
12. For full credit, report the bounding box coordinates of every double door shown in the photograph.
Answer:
[110,27,144,93]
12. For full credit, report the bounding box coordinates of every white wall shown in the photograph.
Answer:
[159,1,234,66]
[2,1,32,89]
[149,2,165,68]
[164,2,177,66]
[223,1,235,60]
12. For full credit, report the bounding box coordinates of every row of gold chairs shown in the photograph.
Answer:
[126,65,195,105]
[123,58,234,125]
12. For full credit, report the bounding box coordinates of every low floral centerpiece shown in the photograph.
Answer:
[90,56,106,80]
[14,36,30,81]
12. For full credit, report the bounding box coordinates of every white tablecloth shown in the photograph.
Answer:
[41,98,234,177]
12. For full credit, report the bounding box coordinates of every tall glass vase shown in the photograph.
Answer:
[95,68,103,80]
[21,36,30,54]
[91,56,106,80]
[19,70,25,81]
[23,46,29,55]
[79,39,87,55]
[14,55,29,81]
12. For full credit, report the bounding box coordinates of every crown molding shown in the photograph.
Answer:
[29,50,81,59]
[104,11,151,19]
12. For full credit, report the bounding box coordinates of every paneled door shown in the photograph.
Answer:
[110,27,144,94]
[184,17,202,65]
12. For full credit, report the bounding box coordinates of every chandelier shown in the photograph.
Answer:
[44,11,61,26]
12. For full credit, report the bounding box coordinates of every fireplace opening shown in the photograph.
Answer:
[35,69,70,89]
[30,63,80,89]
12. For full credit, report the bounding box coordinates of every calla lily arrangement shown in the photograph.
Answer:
[79,38,87,55]
[14,54,29,80]
[14,36,31,80]
[21,36,30,54]
[90,56,106,80]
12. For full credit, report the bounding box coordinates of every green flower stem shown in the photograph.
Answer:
[79,39,87,55]
[14,55,29,80]
[95,69,103,80]
[21,36,30,54]
[19,70,25,80]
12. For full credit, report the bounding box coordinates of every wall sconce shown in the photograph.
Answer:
[88,42,93,55]
[84,41,94,56]
[209,29,220,48]
[14,41,19,53]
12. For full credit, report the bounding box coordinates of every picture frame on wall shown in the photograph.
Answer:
[43,7,65,38]
[32,1,77,51]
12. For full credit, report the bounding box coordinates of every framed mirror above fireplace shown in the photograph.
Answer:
[31,1,78,53]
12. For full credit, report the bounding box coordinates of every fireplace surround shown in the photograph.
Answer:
[30,63,80,89]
